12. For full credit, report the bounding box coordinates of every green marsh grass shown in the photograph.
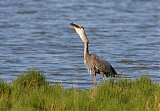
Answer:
[0,70,160,111]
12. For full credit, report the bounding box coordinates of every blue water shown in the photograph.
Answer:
[0,0,159,89]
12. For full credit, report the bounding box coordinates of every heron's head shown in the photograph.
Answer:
[70,22,88,44]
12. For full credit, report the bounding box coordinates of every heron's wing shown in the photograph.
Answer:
[89,54,117,74]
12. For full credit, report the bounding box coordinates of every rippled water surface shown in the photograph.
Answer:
[0,0,160,89]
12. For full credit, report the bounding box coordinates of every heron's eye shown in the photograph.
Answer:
[81,27,84,30]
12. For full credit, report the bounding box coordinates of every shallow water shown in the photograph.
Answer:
[0,0,159,89]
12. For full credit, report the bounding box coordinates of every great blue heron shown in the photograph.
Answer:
[70,22,117,85]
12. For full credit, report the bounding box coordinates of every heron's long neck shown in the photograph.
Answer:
[84,43,89,59]
[78,32,89,58]
[81,34,89,58]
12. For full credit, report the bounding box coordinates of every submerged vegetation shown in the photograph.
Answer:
[0,70,160,111]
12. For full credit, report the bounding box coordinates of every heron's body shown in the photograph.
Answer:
[70,23,117,84]
[85,54,117,77]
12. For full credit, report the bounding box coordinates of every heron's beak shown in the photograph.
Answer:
[70,22,82,29]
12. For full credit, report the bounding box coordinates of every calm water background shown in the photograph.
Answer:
[0,0,160,89]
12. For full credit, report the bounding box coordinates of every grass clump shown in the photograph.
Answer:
[0,70,159,111]
[11,70,48,89]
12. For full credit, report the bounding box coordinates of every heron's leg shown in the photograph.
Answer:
[100,72,105,82]
[94,72,97,85]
